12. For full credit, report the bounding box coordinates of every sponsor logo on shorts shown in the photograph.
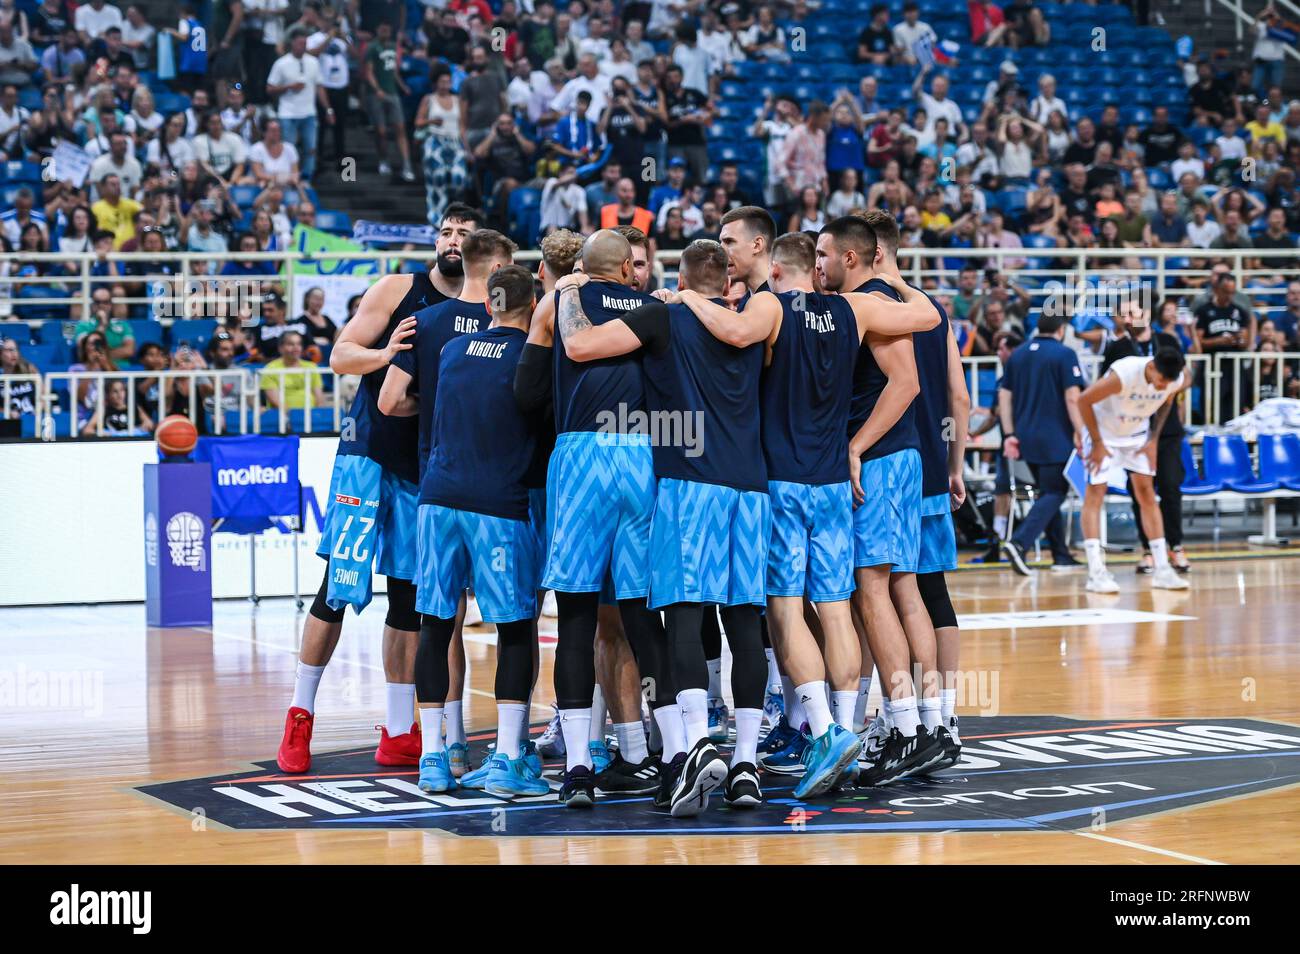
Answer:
[335,494,361,506]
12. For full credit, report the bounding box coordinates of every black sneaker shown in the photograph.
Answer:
[669,739,728,818]
[916,722,961,774]
[722,761,762,809]
[856,726,944,787]
[1001,539,1032,576]
[594,753,661,795]
[1135,552,1154,575]
[558,765,596,808]
[653,753,685,809]
[1051,554,1083,572]
[978,541,1003,564]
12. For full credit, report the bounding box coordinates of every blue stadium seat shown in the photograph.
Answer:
[169,319,219,350]
[1179,440,1222,495]
[1258,434,1300,490]
[1204,435,1277,493]
[0,160,43,184]
[314,210,352,235]
[230,184,261,208]
[154,92,191,115]
[132,319,166,348]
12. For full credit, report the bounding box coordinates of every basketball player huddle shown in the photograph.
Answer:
[274,202,981,818]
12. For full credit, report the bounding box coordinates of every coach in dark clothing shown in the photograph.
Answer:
[1101,304,1189,572]
[998,313,1085,572]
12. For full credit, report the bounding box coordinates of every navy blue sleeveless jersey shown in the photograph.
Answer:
[639,300,767,492]
[553,279,657,433]
[847,278,920,461]
[389,297,489,479]
[910,291,952,498]
[419,327,535,520]
[737,278,772,312]
[337,271,444,484]
[760,290,858,485]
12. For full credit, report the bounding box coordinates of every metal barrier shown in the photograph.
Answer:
[1,373,43,421]
[1213,351,1300,422]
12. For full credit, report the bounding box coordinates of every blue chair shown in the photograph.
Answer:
[1258,434,1300,491]
[1180,439,1223,495]
[169,319,219,351]
[1206,434,1278,493]
[314,210,352,235]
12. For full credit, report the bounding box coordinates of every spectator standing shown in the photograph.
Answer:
[0,21,36,86]
[857,4,895,64]
[209,0,245,91]
[1253,4,1288,93]
[663,64,711,185]
[462,45,509,154]
[753,94,799,207]
[266,29,330,180]
[1193,273,1253,419]
[600,78,648,179]
[75,0,124,44]
[600,177,655,233]
[780,100,829,206]
[671,23,711,97]
[893,1,936,65]
[363,21,415,182]
[309,8,351,162]
[415,65,470,226]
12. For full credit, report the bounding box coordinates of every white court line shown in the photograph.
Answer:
[1072,831,1224,865]
[207,628,554,716]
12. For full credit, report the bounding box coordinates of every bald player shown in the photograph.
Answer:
[275,202,480,775]
[514,228,672,808]
[673,232,940,798]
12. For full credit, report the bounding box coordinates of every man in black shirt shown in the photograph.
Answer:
[1059,162,1093,223]
[856,4,894,64]
[1062,117,1099,166]
[1095,104,1124,154]
[1188,61,1230,126]
[1139,106,1185,166]
[1194,273,1254,421]
[426,8,469,66]
[1101,301,1189,572]
[253,294,312,362]
[708,161,755,210]
[664,64,712,186]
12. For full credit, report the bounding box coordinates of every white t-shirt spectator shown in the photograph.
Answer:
[0,103,29,150]
[309,32,350,90]
[1254,21,1288,63]
[673,43,711,96]
[999,139,1033,179]
[221,107,256,143]
[698,28,741,76]
[540,177,587,232]
[656,198,704,234]
[1187,218,1222,249]
[1215,132,1247,162]
[249,141,300,184]
[1030,94,1068,125]
[267,52,322,120]
[1170,156,1205,183]
[956,138,1000,180]
[146,136,196,174]
[550,74,611,123]
[89,153,144,196]
[578,36,611,60]
[76,2,125,40]
[598,58,636,85]
[919,92,963,135]
[893,18,937,57]
[122,19,156,70]
[193,131,248,178]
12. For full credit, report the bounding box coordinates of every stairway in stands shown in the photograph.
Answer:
[309,119,430,230]
[1155,0,1297,94]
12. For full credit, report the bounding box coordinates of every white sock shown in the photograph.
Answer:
[589,684,606,743]
[795,680,833,737]
[385,682,416,736]
[764,648,781,692]
[940,687,957,724]
[707,657,723,701]
[918,695,942,731]
[993,514,1007,539]
[1084,538,1106,575]
[831,690,857,730]
[418,707,444,755]
[291,662,325,713]
[560,708,592,770]
[783,676,807,729]
[881,697,895,730]
[442,700,466,746]
[891,695,921,736]
[1149,537,1170,571]
[654,704,686,761]
[854,675,873,728]
[733,707,762,765]
[497,702,527,760]
[678,688,709,747]
[613,721,648,762]
[648,707,663,752]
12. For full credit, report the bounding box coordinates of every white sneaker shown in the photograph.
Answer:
[541,589,558,618]
[856,710,888,765]
[400,167,416,182]
[1086,569,1121,594]
[1151,566,1190,590]
[464,596,483,626]
[378,161,392,176]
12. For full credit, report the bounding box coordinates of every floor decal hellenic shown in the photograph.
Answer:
[134,716,1300,835]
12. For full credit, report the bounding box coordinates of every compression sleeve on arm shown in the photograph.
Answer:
[514,343,553,414]
[621,300,672,356]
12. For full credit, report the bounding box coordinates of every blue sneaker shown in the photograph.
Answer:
[589,739,612,774]
[761,730,810,776]
[459,748,495,790]
[485,755,551,798]
[446,741,469,778]
[794,724,862,799]
[707,698,730,742]
[757,716,798,760]
[763,687,785,727]
[520,739,543,779]
[418,751,457,793]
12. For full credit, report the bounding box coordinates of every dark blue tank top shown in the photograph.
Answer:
[847,278,920,462]
[420,327,534,520]
[641,301,766,492]
[911,292,953,498]
[389,297,489,480]
[760,290,858,485]
[553,279,656,433]
[337,271,443,484]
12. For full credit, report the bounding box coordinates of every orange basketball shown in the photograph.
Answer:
[156,414,198,456]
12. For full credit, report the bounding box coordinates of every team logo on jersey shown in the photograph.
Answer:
[134,716,1300,835]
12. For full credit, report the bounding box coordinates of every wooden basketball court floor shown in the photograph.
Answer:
[2,553,1298,866]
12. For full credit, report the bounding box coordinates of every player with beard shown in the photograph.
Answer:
[514,228,673,807]
[275,203,481,775]
[814,215,946,786]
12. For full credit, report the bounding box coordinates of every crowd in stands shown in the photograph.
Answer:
[2,0,1300,443]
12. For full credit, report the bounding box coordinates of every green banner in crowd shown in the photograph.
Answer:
[287,225,380,276]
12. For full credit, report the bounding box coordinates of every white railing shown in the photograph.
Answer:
[38,367,355,439]
[1214,350,1300,421]
[1210,0,1300,62]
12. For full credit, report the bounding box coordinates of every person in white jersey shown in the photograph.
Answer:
[1075,349,1190,594]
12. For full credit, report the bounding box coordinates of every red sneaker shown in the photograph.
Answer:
[277,707,314,773]
[375,722,422,766]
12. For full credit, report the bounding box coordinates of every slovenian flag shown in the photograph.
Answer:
[914,34,961,69]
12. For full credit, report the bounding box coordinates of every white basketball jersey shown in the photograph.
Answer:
[1095,355,1183,448]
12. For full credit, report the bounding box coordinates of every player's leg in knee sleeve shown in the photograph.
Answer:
[917,572,958,632]
[415,615,455,704]
[759,612,771,650]
[663,602,707,694]
[383,577,420,632]
[494,619,534,703]
[700,604,722,659]
[554,591,599,709]
[719,604,766,710]
[310,569,345,624]
[619,598,674,708]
